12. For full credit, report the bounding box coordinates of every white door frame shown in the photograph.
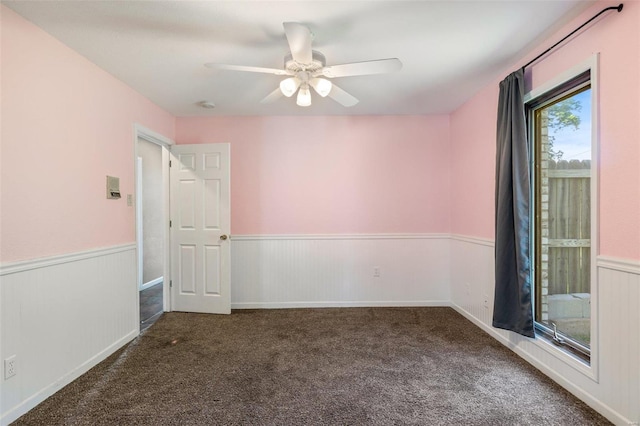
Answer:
[133,123,174,327]
[136,156,144,290]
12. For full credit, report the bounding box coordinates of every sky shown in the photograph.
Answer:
[549,89,592,161]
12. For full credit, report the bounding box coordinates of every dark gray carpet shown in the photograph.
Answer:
[14,308,610,425]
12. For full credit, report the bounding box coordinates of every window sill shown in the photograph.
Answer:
[532,333,598,383]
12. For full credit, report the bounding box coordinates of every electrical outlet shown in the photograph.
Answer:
[483,294,489,309]
[465,282,470,295]
[373,267,381,278]
[4,356,16,380]
[127,194,133,206]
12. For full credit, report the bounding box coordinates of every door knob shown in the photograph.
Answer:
[220,234,228,240]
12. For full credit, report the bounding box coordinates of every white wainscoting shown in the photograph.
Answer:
[0,244,138,425]
[3,235,637,425]
[230,234,450,309]
[449,235,640,426]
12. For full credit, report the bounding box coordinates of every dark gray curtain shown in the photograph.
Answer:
[493,69,535,338]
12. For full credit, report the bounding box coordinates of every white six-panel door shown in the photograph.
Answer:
[170,143,230,314]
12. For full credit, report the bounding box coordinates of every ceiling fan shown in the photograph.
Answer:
[205,22,402,107]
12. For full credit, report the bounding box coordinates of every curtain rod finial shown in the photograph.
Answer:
[617,3,623,12]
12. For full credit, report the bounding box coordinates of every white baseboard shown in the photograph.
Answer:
[3,234,637,425]
[232,300,451,309]
[1,330,137,425]
[1,244,137,425]
[450,236,640,425]
[450,302,634,426]
[140,277,163,291]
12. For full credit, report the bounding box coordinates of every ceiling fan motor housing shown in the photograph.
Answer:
[284,50,326,74]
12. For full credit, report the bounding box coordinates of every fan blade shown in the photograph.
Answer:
[327,84,359,107]
[260,88,283,104]
[320,58,402,78]
[283,22,313,64]
[205,63,290,76]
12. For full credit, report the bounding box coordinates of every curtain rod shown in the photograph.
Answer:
[521,3,623,72]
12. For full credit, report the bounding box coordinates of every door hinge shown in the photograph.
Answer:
[170,280,172,288]
[169,220,172,228]
[169,160,172,167]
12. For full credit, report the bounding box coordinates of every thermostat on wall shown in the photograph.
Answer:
[106,175,121,199]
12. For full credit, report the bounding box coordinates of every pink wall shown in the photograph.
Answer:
[450,0,640,260]
[176,115,451,235]
[1,6,176,262]
[449,82,498,239]
[4,0,636,261]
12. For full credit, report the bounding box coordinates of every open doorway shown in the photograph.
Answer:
[134,125,172,332]
[137,138,164,330]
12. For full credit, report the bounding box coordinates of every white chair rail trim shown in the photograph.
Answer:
[0,243,137,276]
[231,233,450,241]
[596,255,640,275]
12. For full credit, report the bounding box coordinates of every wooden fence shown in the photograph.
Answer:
[546,159,591,295]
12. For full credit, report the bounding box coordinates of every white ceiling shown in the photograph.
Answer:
[3,1,594,116]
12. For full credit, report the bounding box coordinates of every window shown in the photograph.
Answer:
[527,71,593,363]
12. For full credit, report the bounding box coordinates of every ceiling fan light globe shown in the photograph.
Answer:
[297,86,312,107]
[280,77,300,97]
[310,78,332,97]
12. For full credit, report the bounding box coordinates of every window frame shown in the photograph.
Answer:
[529,78,592,362]
[523,55,600,381]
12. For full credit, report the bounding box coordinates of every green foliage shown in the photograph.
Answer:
[548,98,582,131]
[546,98,582,160]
